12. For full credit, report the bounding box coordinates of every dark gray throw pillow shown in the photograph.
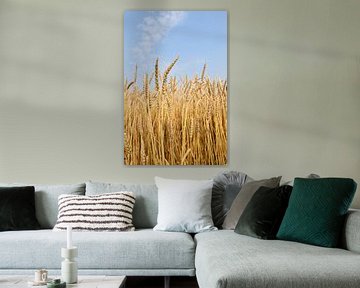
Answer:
[212,171,249,228]
[223,176,281,230]
[234,185,292,239]
[0,186,41,231]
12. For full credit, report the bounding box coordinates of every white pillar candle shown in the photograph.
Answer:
[67,225,72,249]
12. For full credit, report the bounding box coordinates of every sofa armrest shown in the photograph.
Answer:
[342,209,360,253]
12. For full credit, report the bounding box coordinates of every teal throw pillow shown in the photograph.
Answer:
[277,177,357,247]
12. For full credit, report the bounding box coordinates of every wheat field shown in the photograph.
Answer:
[124,57,227,165]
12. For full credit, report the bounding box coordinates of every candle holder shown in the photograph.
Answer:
[61,247,78,284]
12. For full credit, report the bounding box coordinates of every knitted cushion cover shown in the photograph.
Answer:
[277,178,357,247]
[53,192,135,231]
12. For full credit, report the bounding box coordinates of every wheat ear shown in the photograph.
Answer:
[201,63,207,81]
[155,58,160,91]
[162,56,179,95]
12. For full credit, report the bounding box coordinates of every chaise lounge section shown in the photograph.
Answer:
[195,215,360,288]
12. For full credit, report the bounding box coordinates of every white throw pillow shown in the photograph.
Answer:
[153,177,217,233]
[53,192,135,231]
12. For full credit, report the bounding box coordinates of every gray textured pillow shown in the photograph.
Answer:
[283,173,320,186]
[0,183,85,228]
[154,177,217,233]
[222,176,281,230]
[212,171,249,228]
[86,181,158,229]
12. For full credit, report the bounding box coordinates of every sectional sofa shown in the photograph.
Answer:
[0,180,360,288]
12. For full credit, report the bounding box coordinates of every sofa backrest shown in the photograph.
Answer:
[86,181,158,229]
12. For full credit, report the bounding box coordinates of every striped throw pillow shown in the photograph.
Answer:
[53,192,136,231]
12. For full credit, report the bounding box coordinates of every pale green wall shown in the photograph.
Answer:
[0,0,359,207]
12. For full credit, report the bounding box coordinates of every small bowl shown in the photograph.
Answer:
[47,279,66,288]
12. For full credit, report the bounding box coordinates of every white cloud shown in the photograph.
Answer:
[133,11,186,63]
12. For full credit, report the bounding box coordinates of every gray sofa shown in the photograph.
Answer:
[0,181,360,288]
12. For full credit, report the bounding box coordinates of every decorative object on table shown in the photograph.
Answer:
[47,279,66,288]
[124,10,228,165]
[35,269,48,283]
[61,226,78,284]
[27,269,51,287]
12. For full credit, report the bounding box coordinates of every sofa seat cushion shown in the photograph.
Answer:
[0,229,195,270]
[195,230,360,288]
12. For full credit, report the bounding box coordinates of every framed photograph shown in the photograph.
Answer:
[124,11,227,165]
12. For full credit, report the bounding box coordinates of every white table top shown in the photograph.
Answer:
[0,275,126,288]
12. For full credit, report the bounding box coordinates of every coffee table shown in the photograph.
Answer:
[0,275,126,288]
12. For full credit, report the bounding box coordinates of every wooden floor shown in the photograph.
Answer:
[126,276,199,288]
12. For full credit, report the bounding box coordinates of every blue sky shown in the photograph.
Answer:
[124,11,227,81]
